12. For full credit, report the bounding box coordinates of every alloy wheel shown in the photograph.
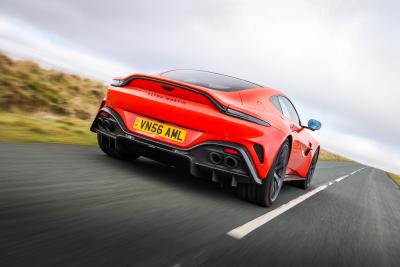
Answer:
[270,146,289,202]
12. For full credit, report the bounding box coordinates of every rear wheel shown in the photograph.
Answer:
[237,140,290,207]
[294,148,319,189]
[97,133,140,161]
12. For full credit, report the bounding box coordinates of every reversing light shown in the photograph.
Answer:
[225,108,270,127]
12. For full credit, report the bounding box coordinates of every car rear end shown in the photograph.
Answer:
[91,72,286,184]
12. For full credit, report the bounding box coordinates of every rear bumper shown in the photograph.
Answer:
[91,107,262,184]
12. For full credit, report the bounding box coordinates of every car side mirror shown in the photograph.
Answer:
[305,119,321,131]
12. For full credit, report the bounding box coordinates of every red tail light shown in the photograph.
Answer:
[224,148,239,155]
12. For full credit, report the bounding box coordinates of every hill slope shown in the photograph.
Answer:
[0,53,105,119]
[0,53,350,160]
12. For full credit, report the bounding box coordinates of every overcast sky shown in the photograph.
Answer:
[0,0,399,173]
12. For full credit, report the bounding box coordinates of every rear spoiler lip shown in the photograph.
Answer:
[113,75,228,113]
[112,75,269,127]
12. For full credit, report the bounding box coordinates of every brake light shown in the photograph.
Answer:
[225,108,270,127]
[224,148,239,155]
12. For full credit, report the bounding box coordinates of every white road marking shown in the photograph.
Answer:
[227,167,367,239]
[335,174,349,182]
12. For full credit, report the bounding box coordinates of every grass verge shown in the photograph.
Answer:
[0,112,96,146]
[319,149,354,162]
[388,173,400,187]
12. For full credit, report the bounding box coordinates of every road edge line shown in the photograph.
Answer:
[227,167,367,239]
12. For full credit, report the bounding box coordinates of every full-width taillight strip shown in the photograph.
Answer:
[110,77,270,127]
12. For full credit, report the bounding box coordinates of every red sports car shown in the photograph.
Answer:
[91,70,321,206]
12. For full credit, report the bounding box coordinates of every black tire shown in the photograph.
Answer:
[237,139,290,207]
[294,148,319,189]
[97,133,140,161]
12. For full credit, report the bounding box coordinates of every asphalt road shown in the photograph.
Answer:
[0,143,399,267]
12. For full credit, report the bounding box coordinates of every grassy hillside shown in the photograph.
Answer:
[0,53,106,119]
[319,149,354,162]
[0,53,106,145]
[0,53,351,161]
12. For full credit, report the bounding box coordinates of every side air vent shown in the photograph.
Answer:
[253,144,264,163]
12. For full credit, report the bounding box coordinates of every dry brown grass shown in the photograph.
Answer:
[0,53,106,120]
[0,53,103,146]
[388,173,400,187]
[319,149,354,162]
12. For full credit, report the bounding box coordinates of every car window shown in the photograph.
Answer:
[162,70,262,92]
[278,96,301,125]
[270,96,282,113]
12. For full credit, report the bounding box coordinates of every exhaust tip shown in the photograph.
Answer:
[209,152,223,165]
[224,156,239,169]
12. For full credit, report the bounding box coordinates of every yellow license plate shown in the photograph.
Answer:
[133,117,187,143]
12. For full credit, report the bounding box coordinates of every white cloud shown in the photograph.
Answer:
[314,126,400,173]
[0,17,135,81]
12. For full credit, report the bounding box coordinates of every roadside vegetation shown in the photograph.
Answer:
[0,112,96,146]
[388,173,400,187]
[319,149,354,162]
[0,52,350,161]
[0,53,105,120]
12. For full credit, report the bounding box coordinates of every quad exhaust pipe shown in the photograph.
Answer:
[209,152,223,165]
[209,152,239,169]
[224,156,239,169]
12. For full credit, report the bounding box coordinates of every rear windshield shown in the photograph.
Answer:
[162,70,262,92]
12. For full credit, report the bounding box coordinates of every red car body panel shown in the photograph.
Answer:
[95,72,319,181]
